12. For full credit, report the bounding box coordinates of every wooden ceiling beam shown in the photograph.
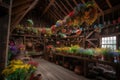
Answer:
[11,11,25,28]
[48,12,57,21]
[12,0,33,8]
[48,14,56,21]
[53,3,65,18]
[54,9,63,19]
[106,0,112,8]
[59,0,70,13]
[11,0,38,32]
[92,0,104,15]
[42,0,55,15]
[48,9,59,20]
[65,0,74,10]
[12,3,31,15]
[54,1,67,15]
[73,0,78,6]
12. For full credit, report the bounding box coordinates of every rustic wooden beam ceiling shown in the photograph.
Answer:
[11,0,39,32]
[12,0,33,8]
[11,11,25,27]
[73,0,78,6]
[54,1,67,15]
[48,9,60,20]
[51,8,62,19]
[12,3,31,15]
[42,0,55,15]
[92,0,104,15]
[106,0,112,8]
[54,9,63,19]
[48,13,57,21]
[59,0,70,13]
[65,0,74,10]
[52,3,65,19]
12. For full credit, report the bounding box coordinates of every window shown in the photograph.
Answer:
[101,36,116,50]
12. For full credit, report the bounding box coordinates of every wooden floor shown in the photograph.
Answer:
[34,58,89,80]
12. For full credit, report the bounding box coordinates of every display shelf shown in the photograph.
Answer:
[55,53,117,66]
[11,34,40,38]
[50,53,120,80]
[10,34,42,54]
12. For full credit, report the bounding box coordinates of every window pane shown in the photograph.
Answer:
[101,36,116,50]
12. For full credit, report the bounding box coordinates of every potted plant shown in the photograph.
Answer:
[2,60,36,80]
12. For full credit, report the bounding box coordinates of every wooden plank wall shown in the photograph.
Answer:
[0,15,9,79]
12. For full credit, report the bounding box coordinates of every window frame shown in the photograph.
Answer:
[101,36,117,51]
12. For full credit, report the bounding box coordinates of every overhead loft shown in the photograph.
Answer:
[10,0,39,32]
[10,0,120,32]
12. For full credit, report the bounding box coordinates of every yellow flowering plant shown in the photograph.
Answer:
[2,60,36,80]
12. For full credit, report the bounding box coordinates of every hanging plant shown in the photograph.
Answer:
[27,19,34,27]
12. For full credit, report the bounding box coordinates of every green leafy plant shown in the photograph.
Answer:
[2,60,36,80]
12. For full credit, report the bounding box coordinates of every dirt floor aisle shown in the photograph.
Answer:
[34,58,89,80]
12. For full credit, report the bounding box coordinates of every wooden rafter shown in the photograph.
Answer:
[65,0,74,10]
[11,11,25,27]
[48,9,59,20]
[12,0,33,8]
[54,1,67,15]
[106,0,112,8]
[42,0,55,15]
[53,3,65,18]
[11,0,38,32]
[81,0,85,4]
[92,0,104,15]
[48,10,57,20]
[54,9,63,19]
[59,0,70,13]
[73,0,78,6]
[12,3,31,15]
[52,8,62,19]
[48,13,57,21]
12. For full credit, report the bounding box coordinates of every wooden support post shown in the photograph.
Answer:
[0,0,11,79]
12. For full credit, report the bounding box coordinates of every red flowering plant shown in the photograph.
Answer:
[28,61,39,67]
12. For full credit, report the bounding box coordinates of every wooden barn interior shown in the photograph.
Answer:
[0,0,120,80]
